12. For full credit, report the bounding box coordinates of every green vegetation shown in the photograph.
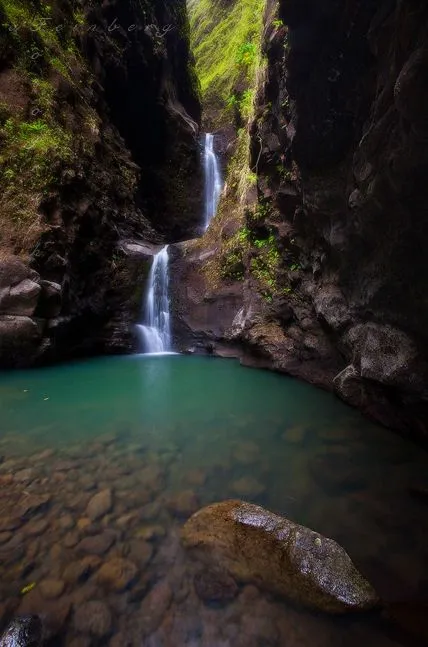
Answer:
[248,200,270,222]
[1,118,72,158]
[0,0,96,255]
[0,108,73,254]
[227,88,255,120]
[220,224,282,301]
[220,226,250,282]
[236,41,258,68]
[0,0,81,80]
[190,0,297,305]
[189,0,265,126]
[250,240,279,300]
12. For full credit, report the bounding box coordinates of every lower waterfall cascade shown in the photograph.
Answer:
[137,245,172,354]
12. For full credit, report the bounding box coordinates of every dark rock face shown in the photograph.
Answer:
[0,258,55,367]
[0,0,202,367]
[89,0,203,240]
[218,0,428,442]
[169,241,244,355]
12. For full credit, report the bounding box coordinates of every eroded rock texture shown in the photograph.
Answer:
[256,0,428,440]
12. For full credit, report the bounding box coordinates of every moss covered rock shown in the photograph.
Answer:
[181,500,379,613]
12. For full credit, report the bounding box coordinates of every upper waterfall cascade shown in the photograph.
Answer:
[203,133,222,230]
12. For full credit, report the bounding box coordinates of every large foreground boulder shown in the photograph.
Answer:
[181,500,379,614]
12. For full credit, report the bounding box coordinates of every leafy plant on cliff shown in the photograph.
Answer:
[220,226,250,281]
[236,42,258,68]
[249,233,280,300]
[219,224,282,301]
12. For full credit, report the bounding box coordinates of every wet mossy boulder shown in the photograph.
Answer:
[181,500,379,614]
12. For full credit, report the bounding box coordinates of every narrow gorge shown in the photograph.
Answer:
[0,1,427,646]
[170,0,428,445]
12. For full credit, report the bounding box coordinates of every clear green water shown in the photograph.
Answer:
[0,355,427,645]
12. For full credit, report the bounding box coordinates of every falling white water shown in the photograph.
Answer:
[137,246,172,354]
[203,133,222,230]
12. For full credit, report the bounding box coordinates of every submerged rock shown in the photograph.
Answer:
[127,539,153,568]
[86,489,112,521]
[76,531,116,556]
[282,425,307,444]
[165,490,199,518]
[135,524,166,541]
[185,468,207,486]
[39,580,65,600]
[96,557,138,592]
[24,519,49,537]
[138,581,172,637]
[73,600,112,638]
[18,494,51,519]
[14,468,34,483]
[194,567,239,604]
[232,441,260,465]
[63,557,102,584]
[181,500,379,613]
[231,477,265,498]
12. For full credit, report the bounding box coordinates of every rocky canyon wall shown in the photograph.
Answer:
[0,0,202,366]
[248,0,428,441]
[174,0,428,442]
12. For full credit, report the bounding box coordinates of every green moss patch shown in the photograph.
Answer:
[189,0,265,127]
[0,0,97,255]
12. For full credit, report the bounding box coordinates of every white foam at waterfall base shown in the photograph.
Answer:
[203,133,222,230]
[138,245,173,353]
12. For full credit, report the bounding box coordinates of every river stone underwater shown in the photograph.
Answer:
[0,355,427,646]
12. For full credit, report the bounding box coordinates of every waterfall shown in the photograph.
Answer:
[135,135,222,354]
[137,246,172,354]
[203,133,222,230]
